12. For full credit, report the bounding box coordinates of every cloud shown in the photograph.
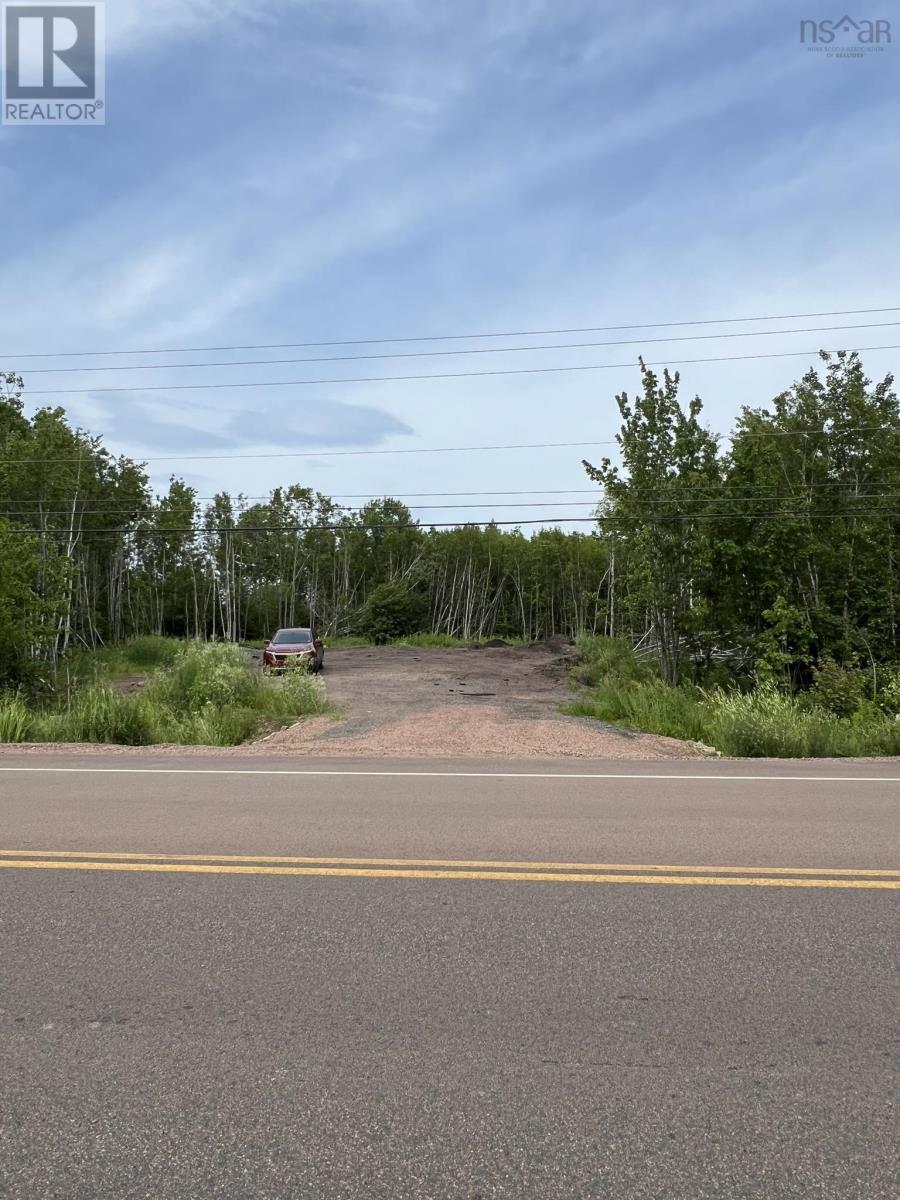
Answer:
[91,395,412,455]
[3,0,897,521]
[108,0,287,55]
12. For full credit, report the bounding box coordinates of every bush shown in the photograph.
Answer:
[806,659,866,718]
[567,641,900,757]
[876,666,900,715]
[2,642,331,747]
[356,583,430,644]
[139,642,329,744]
[144,642,260,712]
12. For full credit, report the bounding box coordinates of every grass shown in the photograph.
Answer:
[65,635,182,682]
[0,694,33,742]
[565,637,900,757]
[393,633,477,647]
[2,642,330,747]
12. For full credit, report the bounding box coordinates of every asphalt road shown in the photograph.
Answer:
[0,756,898,1199]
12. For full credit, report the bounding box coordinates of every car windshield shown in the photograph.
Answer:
[272,629,313,645]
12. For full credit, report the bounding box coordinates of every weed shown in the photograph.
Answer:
[567,638,900,757]
[2,641,330,747]
[0,694,33,742]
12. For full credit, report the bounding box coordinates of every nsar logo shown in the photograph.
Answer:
[800,14,891,56]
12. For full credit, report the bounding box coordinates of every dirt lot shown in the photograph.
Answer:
[260,642,704,759]
[0,642,706,760]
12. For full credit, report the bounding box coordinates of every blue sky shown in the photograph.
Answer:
[1,0,898,524]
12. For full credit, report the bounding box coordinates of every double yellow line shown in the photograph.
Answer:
[1,849,898,889]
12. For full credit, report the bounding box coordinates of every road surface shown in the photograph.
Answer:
[0,755,898,1198]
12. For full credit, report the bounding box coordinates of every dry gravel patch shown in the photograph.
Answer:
[262,643,702,760]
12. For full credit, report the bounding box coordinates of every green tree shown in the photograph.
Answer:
[583,361,723,682]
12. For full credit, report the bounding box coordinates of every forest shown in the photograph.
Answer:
[1,351,898,699]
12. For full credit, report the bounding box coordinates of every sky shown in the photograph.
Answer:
[1,0,898,528]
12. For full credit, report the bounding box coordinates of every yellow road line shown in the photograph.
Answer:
[1,849,898,877]
[0,859,897,888]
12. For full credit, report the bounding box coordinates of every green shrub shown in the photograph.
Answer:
[356,583,430,644]
[11,642,331,748]
[138,642,329,744]
[144,642,259,713]
[876,666,900,716]
[806,659,866,719]
[567,642,900,757]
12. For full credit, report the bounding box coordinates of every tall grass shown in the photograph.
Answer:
[566,638,900,757]
[65,635,182,683]
[572,635,654,687]
[2,642,330,747]
[0,695,34,742]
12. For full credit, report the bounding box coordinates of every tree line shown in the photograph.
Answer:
[1,350,897,689]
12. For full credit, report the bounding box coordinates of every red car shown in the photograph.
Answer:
[262,628,325,674]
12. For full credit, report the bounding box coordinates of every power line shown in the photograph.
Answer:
[0,488,604,506]
[3,305,898,360]
[4,482,896,507]
[6,511,900,537]
[0,501,603,517]
[0,439,610,465]
[1,425,897,467]
[16,343,900,398]
[5,492,900,518]
[7,321,899,376]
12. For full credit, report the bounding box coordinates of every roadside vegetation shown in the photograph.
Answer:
[566,637,900,757]
[0,642,329,746]
[63,635,182,682]
[3,351,900,756]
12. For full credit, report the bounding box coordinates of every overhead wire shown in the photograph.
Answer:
[1,424,898,466]
[5,510,900,537]
[5,320,899,375]
[2,305,898,359]
[3,491,900,518]
[13,342,900,397]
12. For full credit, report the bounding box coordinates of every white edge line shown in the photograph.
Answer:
[0,767,898,782]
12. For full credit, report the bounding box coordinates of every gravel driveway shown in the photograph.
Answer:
[261,643,703,759]
[0,642,704,760]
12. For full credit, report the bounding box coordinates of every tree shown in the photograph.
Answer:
[725,351,900,673]
[583,361,723,682]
